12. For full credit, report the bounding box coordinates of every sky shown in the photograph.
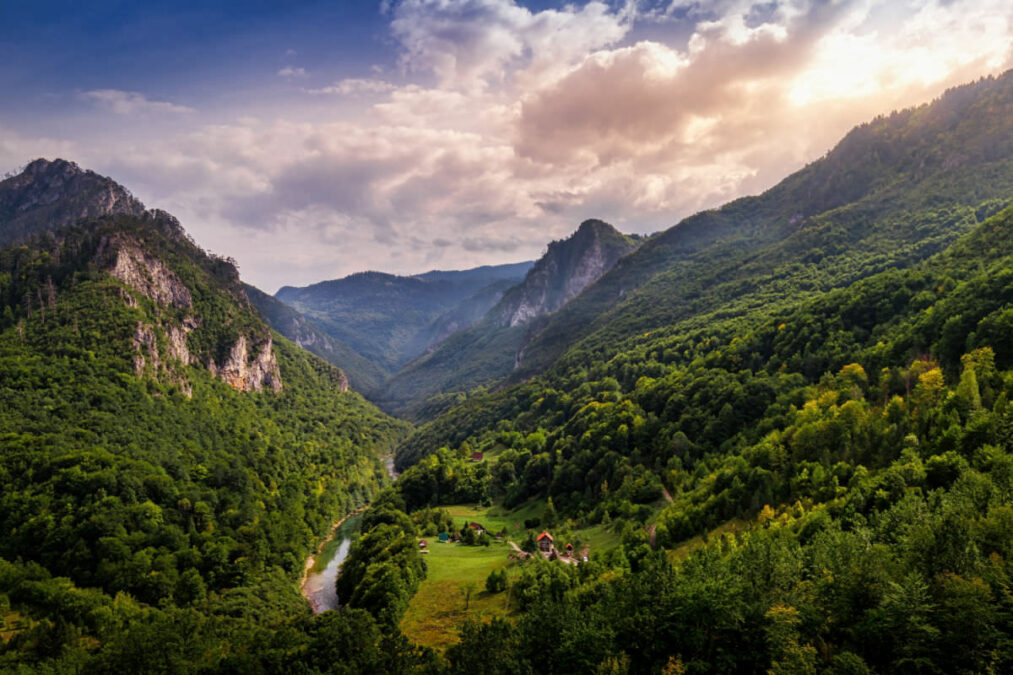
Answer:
[1,1,1010,292]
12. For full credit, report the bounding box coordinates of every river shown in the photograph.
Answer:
[301,454,398,613]
[301,512,362,613]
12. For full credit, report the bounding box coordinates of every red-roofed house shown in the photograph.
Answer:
[537,531,553,553]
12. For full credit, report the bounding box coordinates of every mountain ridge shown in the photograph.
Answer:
[0,158,147,245]
[380,218,641,417]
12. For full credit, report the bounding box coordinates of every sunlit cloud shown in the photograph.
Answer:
[306,78,396,95]
[8,0,1012,291]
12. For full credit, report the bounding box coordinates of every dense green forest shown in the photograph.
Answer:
[351,206,1013,673]
[0,213,412,672]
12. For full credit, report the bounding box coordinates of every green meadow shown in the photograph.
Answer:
[401,502,628,650]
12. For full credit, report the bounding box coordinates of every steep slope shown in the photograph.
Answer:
[382,220,640,417]
[0,169,409,671]
[514,71,1013,378]
[245,284,387,396]
[275,260,532,371]
[0,158,146,244]
[398,70,1013,468]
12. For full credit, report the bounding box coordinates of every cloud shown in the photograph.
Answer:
[388,0,632,89]
[306,78,396,95]
[33,0,1013,292]
[81,89,194,115]
[277,66,308,78]
[0,125,76,177]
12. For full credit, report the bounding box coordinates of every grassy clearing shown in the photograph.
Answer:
[400,538,519,651]
[402,501,633,650]
[443,500,545,536]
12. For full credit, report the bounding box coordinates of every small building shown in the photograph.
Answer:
[469,522,485,534]
[419,540,428,549]
[565,543,574,557]
[471,451,484,462]
[438,532,450,543]
[537,531,553,553]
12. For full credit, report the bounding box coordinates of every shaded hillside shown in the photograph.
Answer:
[275,261,532,371]
[245,284,387,396]
[382,220,640,418]
[514,71,1013,379]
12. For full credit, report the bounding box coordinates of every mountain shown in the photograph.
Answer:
[0,158,146,244]
[0,163,409,671]
[274,260,533,371]
[509,73,1013,380]
[245,283,386,396]
[381,219,640,417]
[363,74,1013,671]
[399,71,1013,466]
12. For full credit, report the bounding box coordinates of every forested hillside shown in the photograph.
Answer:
[246,284,387,397]
[0,211,410,671]
[372,205,1013,674]
[512,72,1013,379]
[4,71,1013,674]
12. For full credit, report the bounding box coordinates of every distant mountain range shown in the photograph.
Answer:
[274,261,534,375]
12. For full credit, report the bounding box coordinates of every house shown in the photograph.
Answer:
[537,531,553,553]
[471,451,484,462]
[438,532,450,543]
[469,522,485,534]
[419,540,428,549]
[565,543,574,557]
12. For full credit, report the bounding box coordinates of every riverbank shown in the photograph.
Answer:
[300,510,363,613]
[300,453,400,613]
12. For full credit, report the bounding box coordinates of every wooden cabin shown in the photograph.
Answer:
[537,531,553,553]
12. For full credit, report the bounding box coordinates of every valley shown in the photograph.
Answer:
[2,68,1013,673]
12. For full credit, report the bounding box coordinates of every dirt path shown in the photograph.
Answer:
[662,487,673,503]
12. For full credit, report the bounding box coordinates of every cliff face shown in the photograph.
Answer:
[0,159,146,244]
[98,233,283,394]
[206,333,283,393]
[497,219,638,327]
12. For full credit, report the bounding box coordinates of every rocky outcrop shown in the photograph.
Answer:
[497,220,638,327]
[100,234,282,394]
[109,239,193,309]
[207,333,283,393]
[0,158,147,244]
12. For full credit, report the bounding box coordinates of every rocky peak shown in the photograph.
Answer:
[0,158,147,244]
[497,219,639,327]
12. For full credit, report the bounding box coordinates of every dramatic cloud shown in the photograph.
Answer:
[388,0,633,89]
[8,0,1012,290]
[81,90,194,115]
